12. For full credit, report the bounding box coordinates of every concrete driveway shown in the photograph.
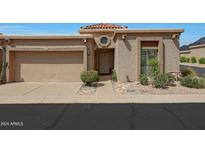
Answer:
[0,81,205,104]
[0,82,82,103]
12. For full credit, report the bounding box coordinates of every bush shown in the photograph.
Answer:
[140,74,149,85]
[0,61,8,83]
[148,58,160,78]
[180,67,196,77]
[180,76,205,89]
[152,74,170,89]
[111,69,117,82]
[80,70,99,86]
[180,56,187,63]
[165,73,176,86]
[191,56,197,63]
[198,57,205,64]
[186,57,190,63]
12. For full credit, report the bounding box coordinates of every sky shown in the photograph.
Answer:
[0,23,205,46]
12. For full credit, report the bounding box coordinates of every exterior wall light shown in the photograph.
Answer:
[122,34,127,39]
[82,39,87,43]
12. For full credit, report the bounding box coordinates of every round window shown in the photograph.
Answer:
[100,36,108,44]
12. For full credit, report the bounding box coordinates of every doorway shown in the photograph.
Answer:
[94,49,114,75]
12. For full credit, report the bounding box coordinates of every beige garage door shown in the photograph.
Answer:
[14,51,84,82]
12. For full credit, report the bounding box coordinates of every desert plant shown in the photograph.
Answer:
[180,76,205,89]
[191,56,197,63]
[148,58,160,78]
[198,57,205,64]
[165,73,176,86]
[111,69,117,82]
[180,67,196,77]
[80,70,99,86]
[180,56,187,63]
[186,57,190,63]
[152,74,170,89]
[140,74,149,85]
[0,61,8,83]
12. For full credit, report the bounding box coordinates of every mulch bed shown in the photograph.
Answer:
[112,81,205,95]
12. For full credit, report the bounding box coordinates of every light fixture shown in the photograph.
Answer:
[82,39,87,43]
[122,34,127,39]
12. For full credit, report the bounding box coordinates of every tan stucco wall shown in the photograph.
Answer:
[115,35,137,82]
[0,30,182,83]
[12,39,84,46]
[180,51,190,57]
[183,47,205,59]
[163,39,180,73]
[115,34,180,82]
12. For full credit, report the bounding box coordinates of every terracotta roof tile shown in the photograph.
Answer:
[81,23,128,29]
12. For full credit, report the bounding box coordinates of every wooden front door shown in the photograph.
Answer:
[99,52,110,74]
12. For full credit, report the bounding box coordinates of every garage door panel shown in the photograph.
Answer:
[14,51,84,82]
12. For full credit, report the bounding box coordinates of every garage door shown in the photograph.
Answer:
[14,51,84,82]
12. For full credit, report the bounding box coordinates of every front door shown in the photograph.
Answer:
[99,52,110,74]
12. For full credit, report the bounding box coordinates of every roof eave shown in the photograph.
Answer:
[0,35,94,40]
[113,29,184,40]
[189,44,205,49]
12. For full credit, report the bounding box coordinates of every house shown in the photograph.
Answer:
[180,44,205,59]
[0,23,183,83]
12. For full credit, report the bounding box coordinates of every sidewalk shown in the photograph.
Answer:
[0,81,205,104]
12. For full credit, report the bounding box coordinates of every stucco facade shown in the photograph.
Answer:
[180,44,205,59]
[0,23,183,83]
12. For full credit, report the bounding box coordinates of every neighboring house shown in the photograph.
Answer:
[0,23,183,83]
[180,44,205,59]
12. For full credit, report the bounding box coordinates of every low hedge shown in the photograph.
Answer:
[191,56,197,63]
[80,70,99,86]
[180,56,187,63]
[199,57,205,64]
[180,76,205,89]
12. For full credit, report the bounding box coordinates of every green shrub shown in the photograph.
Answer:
[180,76,205,89]
[140,74,149,85]
[165,73,176,86]
[80,70,99,86]
[148,58,160,78]
[180,67,196,77]
[152,74,170,89]
[186,57,190,63]
[111,69,117,82]
[198,57,205,64]
[191,56,197,63]
[180,56,187,63]
[0,61,8,83]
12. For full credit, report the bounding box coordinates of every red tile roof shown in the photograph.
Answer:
[81,23,128,30]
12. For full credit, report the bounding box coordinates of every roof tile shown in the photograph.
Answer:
[81,23,128,29]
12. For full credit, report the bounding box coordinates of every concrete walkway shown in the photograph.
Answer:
[0,81,205,104]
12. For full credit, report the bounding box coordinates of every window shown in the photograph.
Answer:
[141,48,158,75]
[100,36,108,44]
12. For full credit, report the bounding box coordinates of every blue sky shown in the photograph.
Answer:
[0,23,205,46]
